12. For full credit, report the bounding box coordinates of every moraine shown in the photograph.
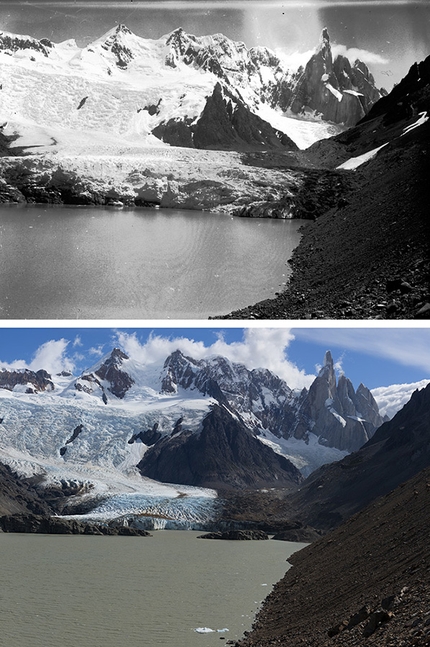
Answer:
[0,203,301,319]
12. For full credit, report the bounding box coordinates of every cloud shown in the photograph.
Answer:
[372,379,430,419]
[275,48,315,71]
[89,345,105,358]
[28,339,76,375]
[293,328,430,375]
[331,43,390,66]
[115,328,314,390]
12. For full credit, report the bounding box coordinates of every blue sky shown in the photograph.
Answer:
[1,0,429,87]
[0,325,429,391]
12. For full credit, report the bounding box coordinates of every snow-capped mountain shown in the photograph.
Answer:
[0,346,398,527]
[0,346,386,494]
[0,24,383,154]
[284,28,385,126]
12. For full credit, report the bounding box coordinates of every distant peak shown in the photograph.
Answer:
[321,28,330,44]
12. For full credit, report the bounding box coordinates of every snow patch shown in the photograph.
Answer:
[401,111,429,136]
[257,430,348,477]
[336,143,389,170]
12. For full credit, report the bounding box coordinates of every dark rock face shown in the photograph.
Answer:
[0,513,151,535]
[0,32,53,57]
[94,348,134,399]
[128,423,161,446]
[290,382,430,530]
[0,463,52,516]
[138,404,303,490]
[237,465,430,647]
[285,29,383,126]
[152,83,298,151]
[362,53,430,124]
[0,368,54,393]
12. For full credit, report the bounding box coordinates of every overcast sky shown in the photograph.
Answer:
[0,326,429,395]
[1,1,429,87]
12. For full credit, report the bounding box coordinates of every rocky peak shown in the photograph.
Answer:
[73,348,134,401]
[293,352,385,452]
[94,348,134,398]
[160,350,200,394]
[138,403,303,490]
[318,27,331,59]
[285,27,383,126]
[96,24,138,68]
[114,24,132,36]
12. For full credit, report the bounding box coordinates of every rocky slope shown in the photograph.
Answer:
[222,53,430,320]
[0,462,51,516]
[235,464,430,647]
[288,382,430,531]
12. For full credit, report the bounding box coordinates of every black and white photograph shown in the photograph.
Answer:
[0,1,430,646]
[0,0,428,319]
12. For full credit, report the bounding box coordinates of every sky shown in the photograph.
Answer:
[0,0,429,88]
[0,326,429,396]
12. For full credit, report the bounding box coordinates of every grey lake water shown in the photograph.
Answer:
[0,531,306,647]
[0,204,302,319]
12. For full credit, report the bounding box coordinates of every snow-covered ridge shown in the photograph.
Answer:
[0,23,356,154]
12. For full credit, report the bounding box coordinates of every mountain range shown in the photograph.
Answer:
[0,346,386,524]
[0,347,429,536]
[0,24,383,153]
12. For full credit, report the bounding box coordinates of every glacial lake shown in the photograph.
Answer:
[0,204,302,319]
[0,531,306,647]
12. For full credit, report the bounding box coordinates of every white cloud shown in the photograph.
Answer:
[372,379,430,419]
[89,345,105,358]
[331,43,389,66]
[275,48,315,72]
[115,328,314,390]
[293,328,430,375]
[28,339,76,375]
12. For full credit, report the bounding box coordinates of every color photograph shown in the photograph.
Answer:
[0,324,430,646]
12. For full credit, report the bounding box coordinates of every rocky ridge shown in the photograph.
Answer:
[137,403,304,490]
